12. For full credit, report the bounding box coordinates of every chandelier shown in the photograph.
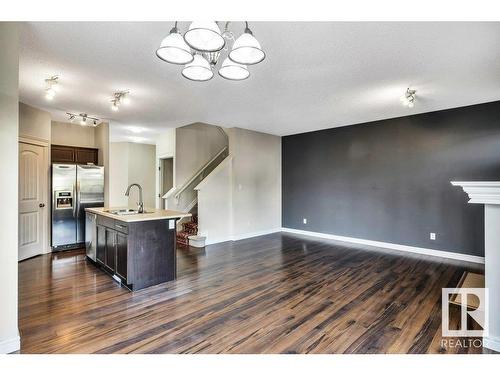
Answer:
[156,21,265,81]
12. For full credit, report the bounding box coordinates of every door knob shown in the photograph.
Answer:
[39,203,45,208]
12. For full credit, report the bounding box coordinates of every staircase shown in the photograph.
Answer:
[165,126,229,248]
[176,214,198,246]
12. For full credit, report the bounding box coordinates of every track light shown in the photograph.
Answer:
[110,90,130,112]
[44,76,59,100]
[401,88,416,108]
[67,112,100,127]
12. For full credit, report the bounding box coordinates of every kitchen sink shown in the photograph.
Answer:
[105,209,152,215]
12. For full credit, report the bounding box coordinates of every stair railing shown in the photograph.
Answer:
[165,126,229,212]
[174,145,229,205]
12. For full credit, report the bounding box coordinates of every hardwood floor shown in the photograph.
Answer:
[18,232,488,354]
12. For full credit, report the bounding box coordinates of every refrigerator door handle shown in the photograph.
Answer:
[73,181,80,222]
[74,181,79,220]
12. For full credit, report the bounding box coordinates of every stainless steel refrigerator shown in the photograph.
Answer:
[52,164,104,250]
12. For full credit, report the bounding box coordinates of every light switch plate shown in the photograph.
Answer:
[169,220,175,229]
[430,232,436,240]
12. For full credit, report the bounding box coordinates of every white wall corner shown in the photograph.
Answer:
[0,334,20,354]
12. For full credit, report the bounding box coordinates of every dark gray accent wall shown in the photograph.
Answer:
[282,101,500,257]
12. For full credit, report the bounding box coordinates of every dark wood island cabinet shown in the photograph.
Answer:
[87,207,190,291]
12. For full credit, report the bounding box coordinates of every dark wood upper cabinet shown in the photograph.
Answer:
[51,144,98,165]
[75,147,98,164]
[51,145,75,163]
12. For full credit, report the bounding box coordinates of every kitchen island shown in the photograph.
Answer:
[85,207,191,291]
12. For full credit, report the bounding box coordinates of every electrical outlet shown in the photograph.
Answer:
[430,232,436,240]
[303,218,307,224]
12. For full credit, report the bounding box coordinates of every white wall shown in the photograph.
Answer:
[109,142,129,207]
[0,22,20,354]
[18,102,52,254]
[19,102,51,142]
[196,127,282,244]
[95,122,110,206]
[229,127,282,239]
[175,123,227,188]
[196,158,233,244]
[51,120,95,148]
[155,128,175,208]
[128,142,156,208]
[109,142,156,208]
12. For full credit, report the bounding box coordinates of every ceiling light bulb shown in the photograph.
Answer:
[182,54,214,81]
[80,118,87,126]
[408,101,414,108]
[157,25,194,65]
[184,21,225,52]
[112,102,119,111]
[122,96,130,105]
[45,87,56,100]
[229,24,265,65]
[218,57,250,81]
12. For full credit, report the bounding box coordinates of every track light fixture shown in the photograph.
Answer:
[67,112,100,127]
[45,75,59,100]
[400,88,417,108]
[110,90,130,112]
[156,21,265,81]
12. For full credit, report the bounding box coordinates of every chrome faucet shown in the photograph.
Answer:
[125,183,144,213]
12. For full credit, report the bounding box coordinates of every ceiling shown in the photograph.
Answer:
[19,22,500,142]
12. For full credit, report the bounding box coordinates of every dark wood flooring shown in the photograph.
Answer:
[18,232,489,353]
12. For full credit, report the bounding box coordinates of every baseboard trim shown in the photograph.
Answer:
[281,227,485,264]
[0,335,20,354]
[484,336,500,352]
[231,228,282,242]
[205,228,282,246]
[205,236,232,246]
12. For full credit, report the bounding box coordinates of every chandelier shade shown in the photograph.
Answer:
[182,54,214,81]
[229,32,265,65]
[157,21,265,82]
[156,32,194,65]
[218,58,250,81]
[184,21,225,52]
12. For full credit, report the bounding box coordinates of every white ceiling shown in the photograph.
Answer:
[19,22,500,142]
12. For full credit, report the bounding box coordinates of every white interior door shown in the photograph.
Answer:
[19,142,47,261]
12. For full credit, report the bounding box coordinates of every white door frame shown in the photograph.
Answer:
[157,154,175,209]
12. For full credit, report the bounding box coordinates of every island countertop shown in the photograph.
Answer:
[85,207,191,223]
